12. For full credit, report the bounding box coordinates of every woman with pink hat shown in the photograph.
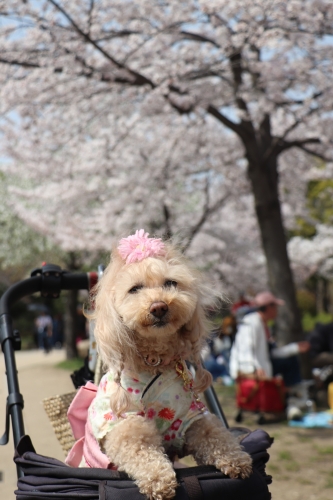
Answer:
[229,291,311,420]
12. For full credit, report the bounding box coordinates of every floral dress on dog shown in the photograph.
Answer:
[88,361,207,461]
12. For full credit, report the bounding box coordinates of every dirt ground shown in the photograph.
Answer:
[213,384,333,500]
[0,350,75,499]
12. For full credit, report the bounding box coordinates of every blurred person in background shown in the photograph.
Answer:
[308,322,333,368]
[308,322,333,406]
[203,294,253,385]
[229,291,311,419]
[52,313,64,348]
[202,323,234,386]
[231,291,252,316]
[35,310,53,354]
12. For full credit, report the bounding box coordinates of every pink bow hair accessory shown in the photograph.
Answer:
[117,229,166,264]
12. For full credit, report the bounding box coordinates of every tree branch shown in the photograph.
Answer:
[292,143,333,163]
[207,103,256,144]
[282,138,321,150]
[179,30,220,48]
[182,67,232,86]
[274,91,323,107]
[47,0,155,88]
[206,104,242,135]
[280,105,322,143]
[95,30,141,41]
[0,57,40,68]
[183,189,231,252]
[162,203,172,239]
[87,0,95,34]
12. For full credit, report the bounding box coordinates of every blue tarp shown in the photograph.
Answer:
[288,411,333,428]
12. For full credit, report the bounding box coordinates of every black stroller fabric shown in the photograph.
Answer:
[70,356,95,389]
[14,430,272,500]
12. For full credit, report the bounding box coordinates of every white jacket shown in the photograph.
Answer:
[229,311,299,380]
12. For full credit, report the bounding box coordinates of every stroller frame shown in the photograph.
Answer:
[0,262,229,481]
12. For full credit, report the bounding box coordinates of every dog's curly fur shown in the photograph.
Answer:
[88,240,252,499]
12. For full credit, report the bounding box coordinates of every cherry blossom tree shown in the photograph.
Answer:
[0,172,59,282]
[289,225,333,284]
[287,163,333,313]
[1,1,333,344]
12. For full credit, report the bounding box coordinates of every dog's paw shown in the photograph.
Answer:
[138,471,178,500]
[216,451,252,479]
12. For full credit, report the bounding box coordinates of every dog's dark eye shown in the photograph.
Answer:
[128,285,143,294]
[164,280,178,288]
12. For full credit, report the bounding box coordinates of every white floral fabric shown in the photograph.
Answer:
[88,364,207,455]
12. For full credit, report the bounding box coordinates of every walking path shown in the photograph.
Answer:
[0,349,76,499]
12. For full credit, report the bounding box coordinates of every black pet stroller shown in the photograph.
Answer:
[1,263,273,500]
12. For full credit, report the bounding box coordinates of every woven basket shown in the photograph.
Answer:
[43,391,77,455]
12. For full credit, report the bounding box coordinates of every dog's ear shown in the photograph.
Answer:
[184,300,209,345]
[89,260,136,373]
[184,302,213,392]
[94,294,125,369]
[194,364,213,393]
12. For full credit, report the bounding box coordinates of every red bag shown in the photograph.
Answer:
[236,377,285,413]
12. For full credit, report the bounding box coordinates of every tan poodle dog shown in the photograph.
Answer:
[87,230,252,500]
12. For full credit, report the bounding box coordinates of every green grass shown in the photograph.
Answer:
[302,479,314,486]
[287,462,300,472]
[277,450,300,471]
[316,446,333,456]
[278,450,293,461]
[325,471,333,488]
[296,433,311,443]
[267,463,280,473]
[56,358,84,371]
[20,334,36,350]
[302,312,333,332]
[214,383,236,395]
[324,478,333,489]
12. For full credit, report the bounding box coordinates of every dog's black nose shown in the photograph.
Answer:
[150,301,168,319]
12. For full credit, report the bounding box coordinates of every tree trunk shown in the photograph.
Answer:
[255,187,302,344]
[209,55,303,344]
[328,282,333,315]
[64,288,79,359]
[316,277,329,314]
[63,252,82,359]
[247,151,303,345]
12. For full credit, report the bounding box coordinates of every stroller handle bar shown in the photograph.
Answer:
[0,264,93,455]
[0,268,92,317]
